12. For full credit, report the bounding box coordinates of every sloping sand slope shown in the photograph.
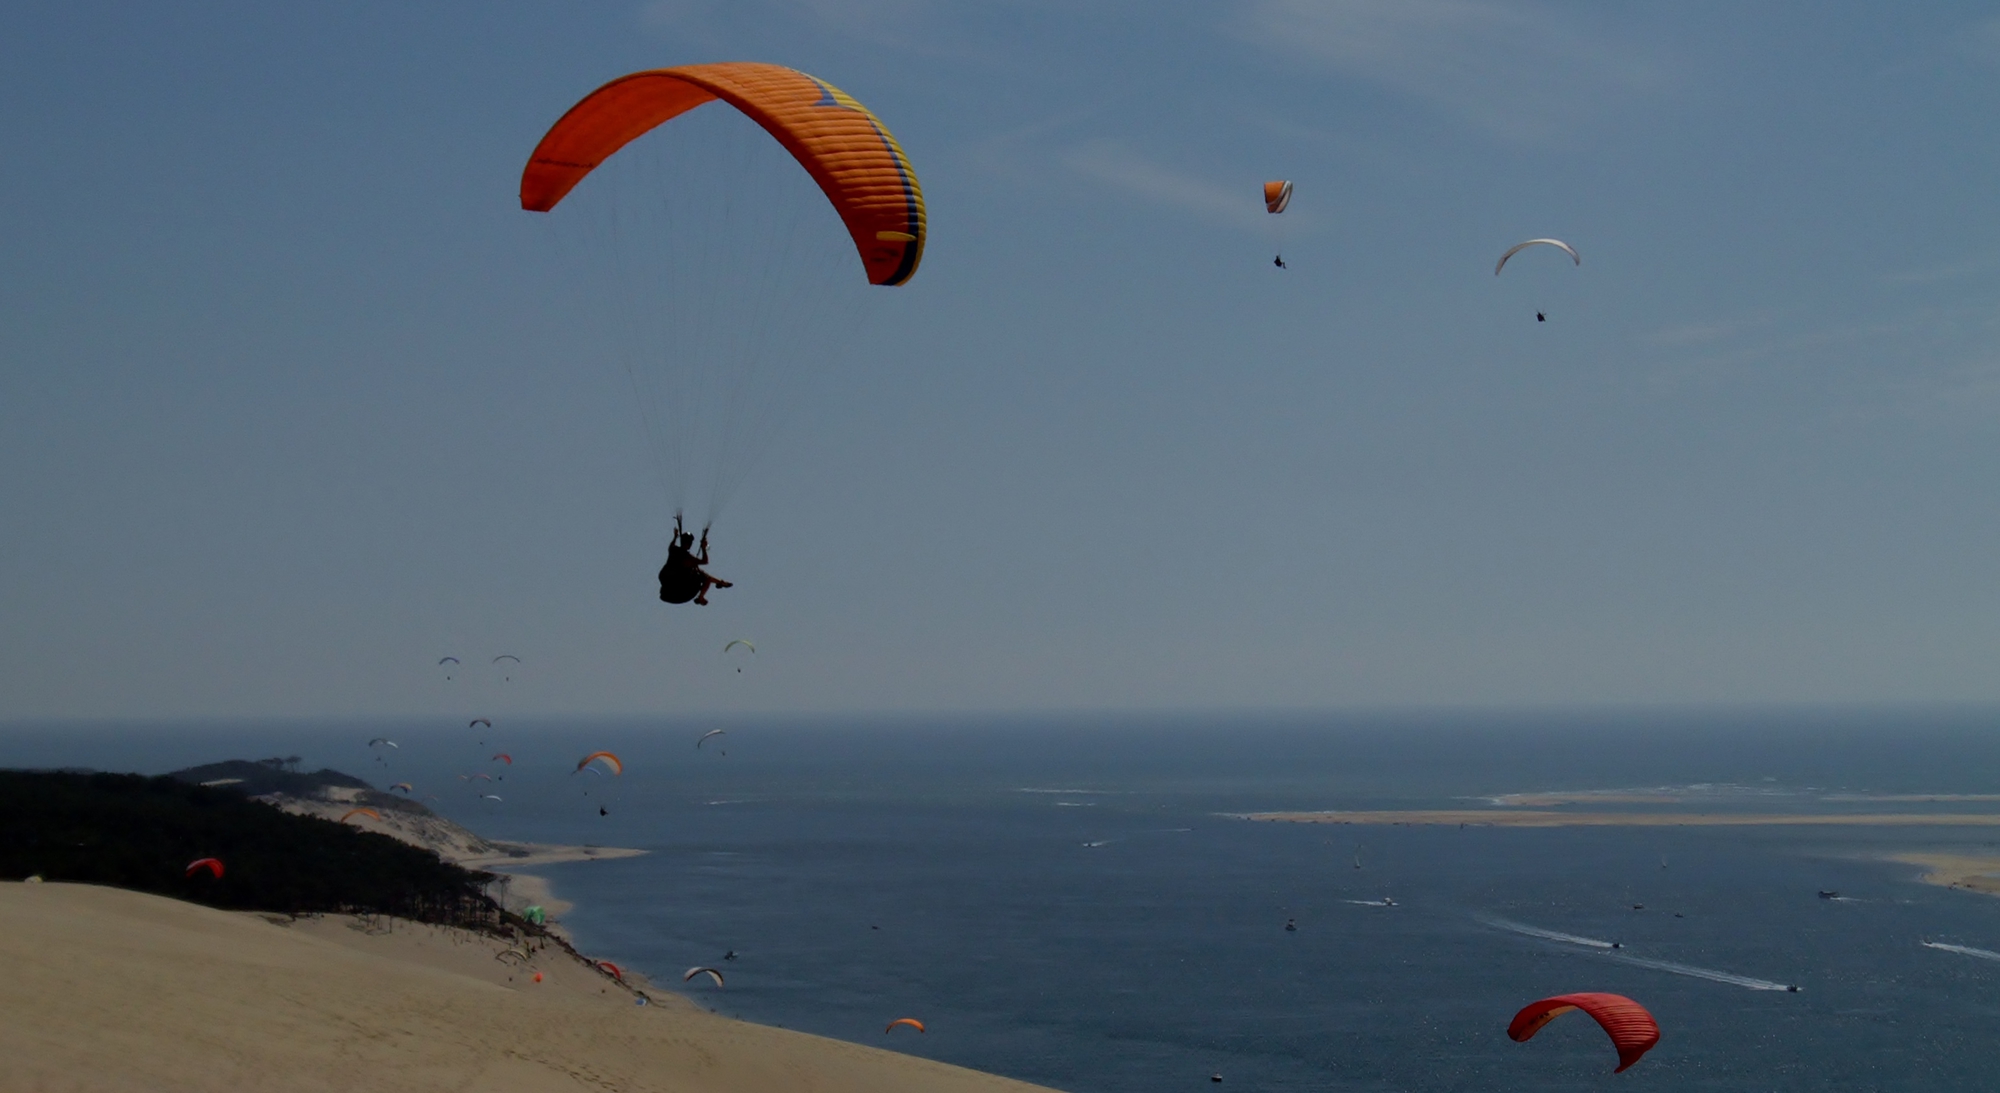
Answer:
[2,882,1060,1093]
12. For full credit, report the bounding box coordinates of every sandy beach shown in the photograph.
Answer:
[1,881,1063,1093]
[1239,810,2000,827]
[1888,853,2000,897]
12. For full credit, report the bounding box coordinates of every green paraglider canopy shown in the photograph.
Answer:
[523,905,547,926]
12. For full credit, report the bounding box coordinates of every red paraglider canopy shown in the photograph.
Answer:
[184,857,224,879]
[1508,992,1659,1072]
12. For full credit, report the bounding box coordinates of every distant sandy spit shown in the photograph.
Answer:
[1237,810,2000,827]
[1486,793,1687,807]
[1,882,1062,1093]
[1890,854,2000,897]
[458,843,649,870]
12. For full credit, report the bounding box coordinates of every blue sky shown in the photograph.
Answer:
[3,2,1998,719]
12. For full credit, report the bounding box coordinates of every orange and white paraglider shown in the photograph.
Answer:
[522,63,924,285]
[575,751,624,776]
[522,62,927,536]
[1508,992,1659,1073]
[683,967,725,987]
[885,1018,925,1034]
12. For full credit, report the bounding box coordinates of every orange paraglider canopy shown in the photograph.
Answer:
[1508,992,1660,1073]
[1263,180,1292,214]
[184,857,224,879]
[521,62,926,287]
[339,807,382,824]
[885,1017,925,1034]
[576,751,624,776]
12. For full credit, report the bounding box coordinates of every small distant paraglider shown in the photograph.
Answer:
[1264,180,1292,269]
[885,1018,926,1034]
[1508,992,1659,1073]
[479,793,504,802]
[491,753,512,765]
[493,654,520,682]
[724,639,755,673]
[184,857,224,879]
[596,960,625,981]
[576,751,623,776]
[339,808,382,824]
[697,730,727,750]
[469,718,491,730]
[683,967,725,988]
[368,738,399,750]
[438,656,460,680]
[390,782,413,793]
[1494,238,1580,276]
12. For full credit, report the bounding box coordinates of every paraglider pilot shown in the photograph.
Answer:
[659,513,733,606]
[1273,255,1287,269]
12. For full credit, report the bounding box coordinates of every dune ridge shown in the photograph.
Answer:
[2,881,1062,1093]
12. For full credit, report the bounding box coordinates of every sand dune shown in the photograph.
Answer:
[1,882,1061,1093]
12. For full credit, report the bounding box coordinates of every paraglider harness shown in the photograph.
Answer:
[659,513,728,605]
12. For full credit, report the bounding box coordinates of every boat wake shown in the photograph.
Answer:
[1480,917,1614,949]
[1608,953,1797,991]
[1923,941,2000,962]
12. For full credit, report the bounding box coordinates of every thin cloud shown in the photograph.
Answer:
[1881,253,2000,285]
[1062,140,1266,232]
[1235,0,1661,142]
[1645,313,1776,347]
[1962,17,2000,66]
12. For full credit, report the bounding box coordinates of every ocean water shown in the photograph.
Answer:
[10,710,2000,1090]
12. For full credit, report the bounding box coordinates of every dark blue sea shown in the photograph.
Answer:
[10,710,2000,1091]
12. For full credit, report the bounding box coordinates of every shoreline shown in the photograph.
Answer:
[458,843,650,922]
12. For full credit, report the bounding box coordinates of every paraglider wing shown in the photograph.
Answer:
[521,63,927,287]
[696,729,727,750]
[1494,238,1581,276]
[492,753,513,765]
[438,657,460,665]
[885,1018,925,1034]
[339,807,382,824]
[723,639,755,654]
[1508,992,1659,1073]
[390,782,413,793]
[683,966,725,987]
[470,718,492,729]
[576,751,624,775]
[184,857,224,879]
[493,655,521,664]
[368,738,399,749]
[480,793,504,801]
[597,960,625,981]
[1263,180,1292,214]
